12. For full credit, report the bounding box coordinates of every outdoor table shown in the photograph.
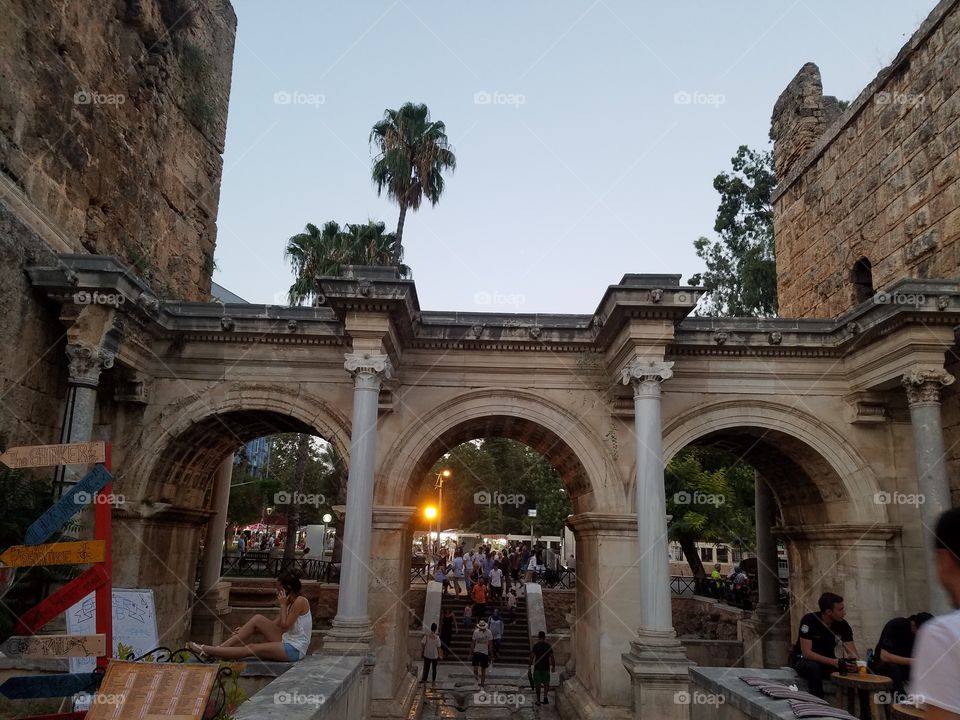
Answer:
[831,672,894,720]
[891,703,927,719]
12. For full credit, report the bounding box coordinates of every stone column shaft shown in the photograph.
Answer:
[622,358,674,635]
[328,352,392,646]
[198,455,234,596]
[903,369,955,616]
[754,476,780,610]
[54,343,115,495]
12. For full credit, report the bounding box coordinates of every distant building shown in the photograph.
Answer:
[236,436,274,478]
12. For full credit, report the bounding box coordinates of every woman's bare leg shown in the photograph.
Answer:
[220,614,282,647]
[201,642,290,662]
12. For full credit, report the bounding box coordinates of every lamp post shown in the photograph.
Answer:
[435,469,451,561]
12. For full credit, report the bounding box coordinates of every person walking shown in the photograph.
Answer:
[471,620,493,688]
[489,562,504,604]
[420,622,441,685]
[439,608,457,660]
[530,630,556,706]
[451,551,465,597]
[489,609,504,662]
[472,578,488,620]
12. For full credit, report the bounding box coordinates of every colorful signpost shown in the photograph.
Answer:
[0,540,105,568]
[1,633,105,658]
[0,441,113,708]
[0,441,105,469]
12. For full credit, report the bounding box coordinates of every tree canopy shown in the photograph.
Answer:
[690,145,777,317]
[370,102,456,263]
[665,447,757,577]
[417,438,572,537]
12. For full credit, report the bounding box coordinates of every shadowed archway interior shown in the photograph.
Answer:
[148,410,319,503]
[686,426,848,525]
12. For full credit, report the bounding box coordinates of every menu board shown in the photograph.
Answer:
[85,661,219,720]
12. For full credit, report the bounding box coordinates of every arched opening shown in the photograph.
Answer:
[119,408,349,647]
[852,256,874,304]
[664,409,896,666]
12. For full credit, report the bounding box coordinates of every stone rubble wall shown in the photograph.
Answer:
[772,0,960,319]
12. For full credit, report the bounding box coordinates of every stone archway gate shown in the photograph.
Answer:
[27,256,960,719]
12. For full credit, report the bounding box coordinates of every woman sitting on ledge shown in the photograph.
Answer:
[189,571,311,662]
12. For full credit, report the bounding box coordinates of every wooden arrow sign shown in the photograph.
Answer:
[25,464,112,545]
[0,672,99,699]
[0,540,105,568]
[1,633,105,658]
[14,565,109,635]
[0,441,105,469]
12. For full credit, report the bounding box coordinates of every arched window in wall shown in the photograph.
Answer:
[852,257,874,304]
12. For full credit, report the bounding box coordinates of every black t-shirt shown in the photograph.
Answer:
[794,612,853,660]
[874,617,914,660]
[531,641,554,671]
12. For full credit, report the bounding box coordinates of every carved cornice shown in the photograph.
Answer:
[65,343,115,388]
[902,368,955,406]
[566,512,637,537]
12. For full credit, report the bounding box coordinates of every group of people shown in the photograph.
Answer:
[420,621,556,705]
[790,507,960,719]
[433,543,546,596]
[707,562,751,606]
[234,529,292,555]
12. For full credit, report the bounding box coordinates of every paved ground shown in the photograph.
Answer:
[411,666,561,719]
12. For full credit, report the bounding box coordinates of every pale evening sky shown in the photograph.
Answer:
[212,1,938,314]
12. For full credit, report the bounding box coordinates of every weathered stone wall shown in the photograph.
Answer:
[772,0,960,319]
[0,0,236,302]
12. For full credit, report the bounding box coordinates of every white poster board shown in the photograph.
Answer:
[66,588,158,674]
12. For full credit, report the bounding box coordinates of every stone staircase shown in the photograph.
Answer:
[438,593,530,666]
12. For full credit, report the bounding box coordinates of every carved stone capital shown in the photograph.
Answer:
[344,352,393,390]
[621,358,674,398]
[902,369,955,406]
[66,343,115,388]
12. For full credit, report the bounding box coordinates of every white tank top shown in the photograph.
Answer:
[281,602,312,657]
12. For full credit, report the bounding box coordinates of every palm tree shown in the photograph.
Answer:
[370,102,456,264]
[284,220,408,305]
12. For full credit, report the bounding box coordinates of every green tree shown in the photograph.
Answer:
[284,220,408,305]
[421,439,572,537]
[370,102,456,263]
[665,447,757,578]
[690,145,777,317]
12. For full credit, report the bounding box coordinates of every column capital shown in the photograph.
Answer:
[621,358,673,397]
[65,342,115,388]
[902,368,955,405]
[344,352,392,388]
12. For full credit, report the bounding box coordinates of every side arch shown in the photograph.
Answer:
[376,388,623,511]
[661,399,886,524]
[122,382,352,504]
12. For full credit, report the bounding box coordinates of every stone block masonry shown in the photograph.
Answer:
[0,0,236,451]
[0,0,237,303]
[771,0,960,319]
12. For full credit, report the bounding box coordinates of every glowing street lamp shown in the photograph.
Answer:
[424,505,438,521]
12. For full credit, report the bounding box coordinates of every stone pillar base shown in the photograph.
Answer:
[622,631,695,720]
[370,671,417,719]
[557,676,632,720]
[739,606,791,669]
[322,619,375,655]
[190,581,232,645]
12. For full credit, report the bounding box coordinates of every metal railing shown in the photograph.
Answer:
[220,553,341,583]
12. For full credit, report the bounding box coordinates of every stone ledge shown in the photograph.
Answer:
[234,654,367,720]
[689,666,805,720]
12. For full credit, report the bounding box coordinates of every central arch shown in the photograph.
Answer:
[377,388,623,511]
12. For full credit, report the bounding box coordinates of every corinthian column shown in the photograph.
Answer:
[53,342,116,495]
[620,357,691,720]
[622,358,675,635]
[903,368,955,615]
[325,351,392,651]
